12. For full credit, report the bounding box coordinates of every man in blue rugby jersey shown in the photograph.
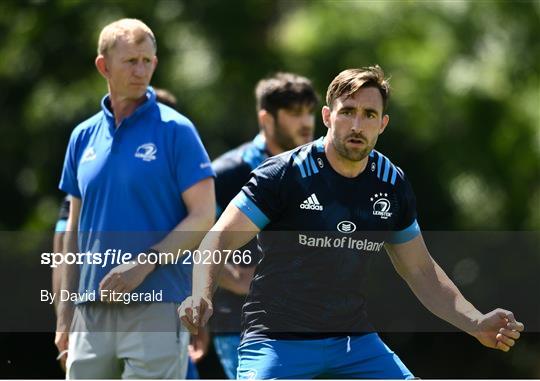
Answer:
[210,72,318,378]
[180,66,524,379]
[55,19,215,378]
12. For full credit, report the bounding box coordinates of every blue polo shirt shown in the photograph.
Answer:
[59,87,214,302]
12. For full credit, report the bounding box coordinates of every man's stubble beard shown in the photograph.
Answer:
[332,131,376,162]
[274,122,312,152]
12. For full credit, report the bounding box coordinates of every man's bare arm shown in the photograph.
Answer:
[385,234,524,352]
[52,230,64,311]
[153,177,216,258]
[99,178,216,295]
[54,196,81,356]
[179,202,260,334]
[56,197,80,329]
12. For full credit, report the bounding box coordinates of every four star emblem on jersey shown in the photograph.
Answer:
[300,193,324,211]
[371,193,393,219]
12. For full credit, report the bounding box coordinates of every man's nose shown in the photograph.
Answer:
[302,114,315,129]
[351,115,365,132]
[133,61,146,76]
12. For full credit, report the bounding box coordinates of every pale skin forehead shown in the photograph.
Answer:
[333,87,385,113]
[106,34,156,61]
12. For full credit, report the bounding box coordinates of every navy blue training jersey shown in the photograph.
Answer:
[54,196,70,233]
[232,136,420,342]
[210,134,268,333]
[58,196,70,221]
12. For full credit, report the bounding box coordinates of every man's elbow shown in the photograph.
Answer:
[193,207,216,231]
[201,211,215,231]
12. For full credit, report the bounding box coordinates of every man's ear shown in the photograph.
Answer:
[322,106,331,129]
[379,114,390,135]
[258,109,275,132]
[95,55,109,79]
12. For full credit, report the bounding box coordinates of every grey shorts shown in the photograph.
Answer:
[66,302,189,379]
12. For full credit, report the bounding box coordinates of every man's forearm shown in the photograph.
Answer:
[193,230,228,300]
[151,211,214,264]
[178,205,261,333]
[56,229,79,331]
[403,258,483,334]
[192,227,255,299]
[52,232,64,311]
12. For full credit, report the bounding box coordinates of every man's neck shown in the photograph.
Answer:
[265,137,284,157]
[109,93,146,127]
[324,139,369,178]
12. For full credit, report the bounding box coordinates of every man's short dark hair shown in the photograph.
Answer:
[154,87,177,109]
[326,65,390,110]
[255,72,319,117]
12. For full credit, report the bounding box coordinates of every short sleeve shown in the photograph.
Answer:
[232,156,287,230]
[59,131,82,198]
[58,196,70,220]
[55,219,67,233]
[214,161,252,218]
[174,122,215,193]
[387,175,421,244]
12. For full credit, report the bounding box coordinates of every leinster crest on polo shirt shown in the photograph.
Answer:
[134,143,157,162]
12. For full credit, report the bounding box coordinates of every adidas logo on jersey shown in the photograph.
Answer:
[300,193,323,211]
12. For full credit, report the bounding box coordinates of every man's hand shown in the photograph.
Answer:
[55,299,74,373]
[188,327,210,363]
[178,295,213,335]
[99,261,155,300]
[472,309,524,352]
[54,331,69,371]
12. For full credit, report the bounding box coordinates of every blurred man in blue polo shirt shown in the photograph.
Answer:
[55,18,215,379]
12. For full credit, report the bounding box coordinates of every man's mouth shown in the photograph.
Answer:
[299,130,313,138]
[347,136,365,144]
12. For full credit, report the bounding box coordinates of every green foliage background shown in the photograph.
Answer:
[0,0,538,377]
[1,0,538,232]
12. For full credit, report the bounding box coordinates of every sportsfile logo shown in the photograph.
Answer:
[300,193,323,211]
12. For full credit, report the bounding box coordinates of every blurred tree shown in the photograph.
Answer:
[1,0,538,231]
[268,0,539,230]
